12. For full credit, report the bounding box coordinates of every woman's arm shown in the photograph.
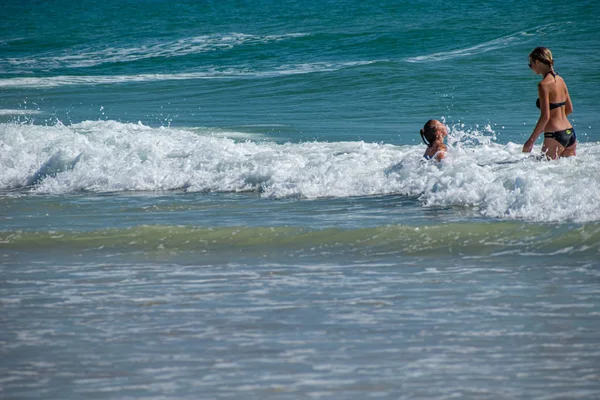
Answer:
[523,83,550,153]
[564,82,573,116]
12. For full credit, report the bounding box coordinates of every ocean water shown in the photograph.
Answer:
[2,0,600,398]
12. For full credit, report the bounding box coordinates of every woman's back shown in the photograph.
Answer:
[539,73,572,131]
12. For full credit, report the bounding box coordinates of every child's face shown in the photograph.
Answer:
[437,124,448,137]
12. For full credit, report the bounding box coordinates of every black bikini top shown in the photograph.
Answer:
[536,70,566,110]
[536,98,566,110]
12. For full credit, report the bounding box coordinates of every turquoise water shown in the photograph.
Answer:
[2,1,600,398]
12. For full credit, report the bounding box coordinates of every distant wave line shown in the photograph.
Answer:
[405,22,568,63]
[3,32,310,70]
[406,33,528,63]
[0,61,375,88]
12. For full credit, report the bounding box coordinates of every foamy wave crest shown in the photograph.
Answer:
[4,33,308,70]
[1,121,598,223]
[0,61,373,88]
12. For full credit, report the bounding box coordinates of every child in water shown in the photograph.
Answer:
[420,119,448,161]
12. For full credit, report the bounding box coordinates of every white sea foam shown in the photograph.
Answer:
[1,120,598,223]
[0,109,42,115]
[0,61,373,88]
[4,33,309,70]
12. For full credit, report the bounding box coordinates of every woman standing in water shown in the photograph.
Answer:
[522,47,576,159]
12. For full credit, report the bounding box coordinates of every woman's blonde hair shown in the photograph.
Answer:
[529,47,554,67]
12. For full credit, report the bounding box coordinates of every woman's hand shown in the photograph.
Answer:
[522,138,535,153]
